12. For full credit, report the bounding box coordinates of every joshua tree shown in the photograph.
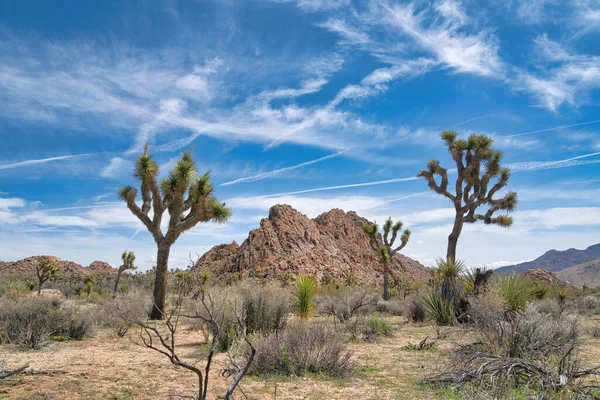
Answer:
[113,251,137,298]
[362,217,411,300]
[118,143,231,319]
[417,131,517,262]
[36,258,60,295]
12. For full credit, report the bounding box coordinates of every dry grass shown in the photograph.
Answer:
[0,314,599,399]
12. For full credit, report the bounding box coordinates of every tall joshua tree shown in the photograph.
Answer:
[118,143,231,319]
[362,217,411,300]
[417,131,518,262]
[113,251,137,298]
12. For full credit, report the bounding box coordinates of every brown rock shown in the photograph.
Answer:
[192,204,430,284]
[523,267,568,287]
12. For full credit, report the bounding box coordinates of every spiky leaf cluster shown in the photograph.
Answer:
[118,143,231,245]
[417,130,517,227]
[363,217,411,260]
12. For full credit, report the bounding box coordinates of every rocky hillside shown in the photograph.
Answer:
[192,204,430,284]
[557,260,600,289]
[0,256,117,277]
[495,243,600,275]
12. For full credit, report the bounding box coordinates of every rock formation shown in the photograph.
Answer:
[0,256,117,277]
[192,204,430,284]
[523,268,568,287]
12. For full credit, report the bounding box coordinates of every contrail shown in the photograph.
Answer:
[220,150,347,186]
[508,151,600,171]
[505,119,600,138]
[0,153,93,170]
[452,115,492,128]
[260,176,420,197]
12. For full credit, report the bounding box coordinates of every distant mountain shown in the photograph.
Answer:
[192,204,430,284]
[495,243,600,275]
[557,260,600,289]
[0,256,117,277]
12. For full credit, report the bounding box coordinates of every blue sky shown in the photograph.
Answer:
[0,0,599,270]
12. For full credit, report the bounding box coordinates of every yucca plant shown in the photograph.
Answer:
[500,274,532,314]
[294,275,317,319]
[118,143,231,319]
[435,258,466,307]
[421,290,455,325]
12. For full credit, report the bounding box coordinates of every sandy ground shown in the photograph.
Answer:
[1,316,599,400]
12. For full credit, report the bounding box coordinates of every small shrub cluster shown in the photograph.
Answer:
[317,289,379,322]
[251,322,353,377]
[0,297,94,349]
[242,285,289,335]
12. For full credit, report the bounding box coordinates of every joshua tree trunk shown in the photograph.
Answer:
[447,215,463,262]
[383,260,390,301]
[150,243,171,320]
[113,270,123,298]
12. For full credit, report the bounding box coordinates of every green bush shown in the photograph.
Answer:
[408,299,425,323]
[0,297,92,349]
[421,290,454,325]
[242,286,289,335]
[364,314,393,339]
[294,275,317,319]
[251,323,353,377]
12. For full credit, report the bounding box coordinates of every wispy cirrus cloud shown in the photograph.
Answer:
[511,35,600,112]
[0,153,93,170]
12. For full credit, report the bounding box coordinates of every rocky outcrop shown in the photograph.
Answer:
[0,256,117,277]
[192,204,430,284]
[523,268,568,287]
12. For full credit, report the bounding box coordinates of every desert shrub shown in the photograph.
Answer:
[468,294,580,358]
[345,314,394,342]
[0,280,30,300]
[427,292,588,398]
[500,274,531,313]
[61,309,94,340]
[408,299,426,322]
[534,297,561,316]
[242,285,289,335]
[364,314,393,338]
[317,290,378,322]
[251,322,353,377]
[530,282,549,300]
[0,297,71,349]
[376,298,403,316]
[421,290,454,325]
[107,288,153,336]
[217,315,237,352]
[579,295,600,314]
[294,275,317,319]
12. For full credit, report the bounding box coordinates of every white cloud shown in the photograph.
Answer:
[377,1,503,77]
[101,157,131,178]
[513,37,600,112]
[516,207,600,228]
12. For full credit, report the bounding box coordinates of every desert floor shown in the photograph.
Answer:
[1,313,600,400]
